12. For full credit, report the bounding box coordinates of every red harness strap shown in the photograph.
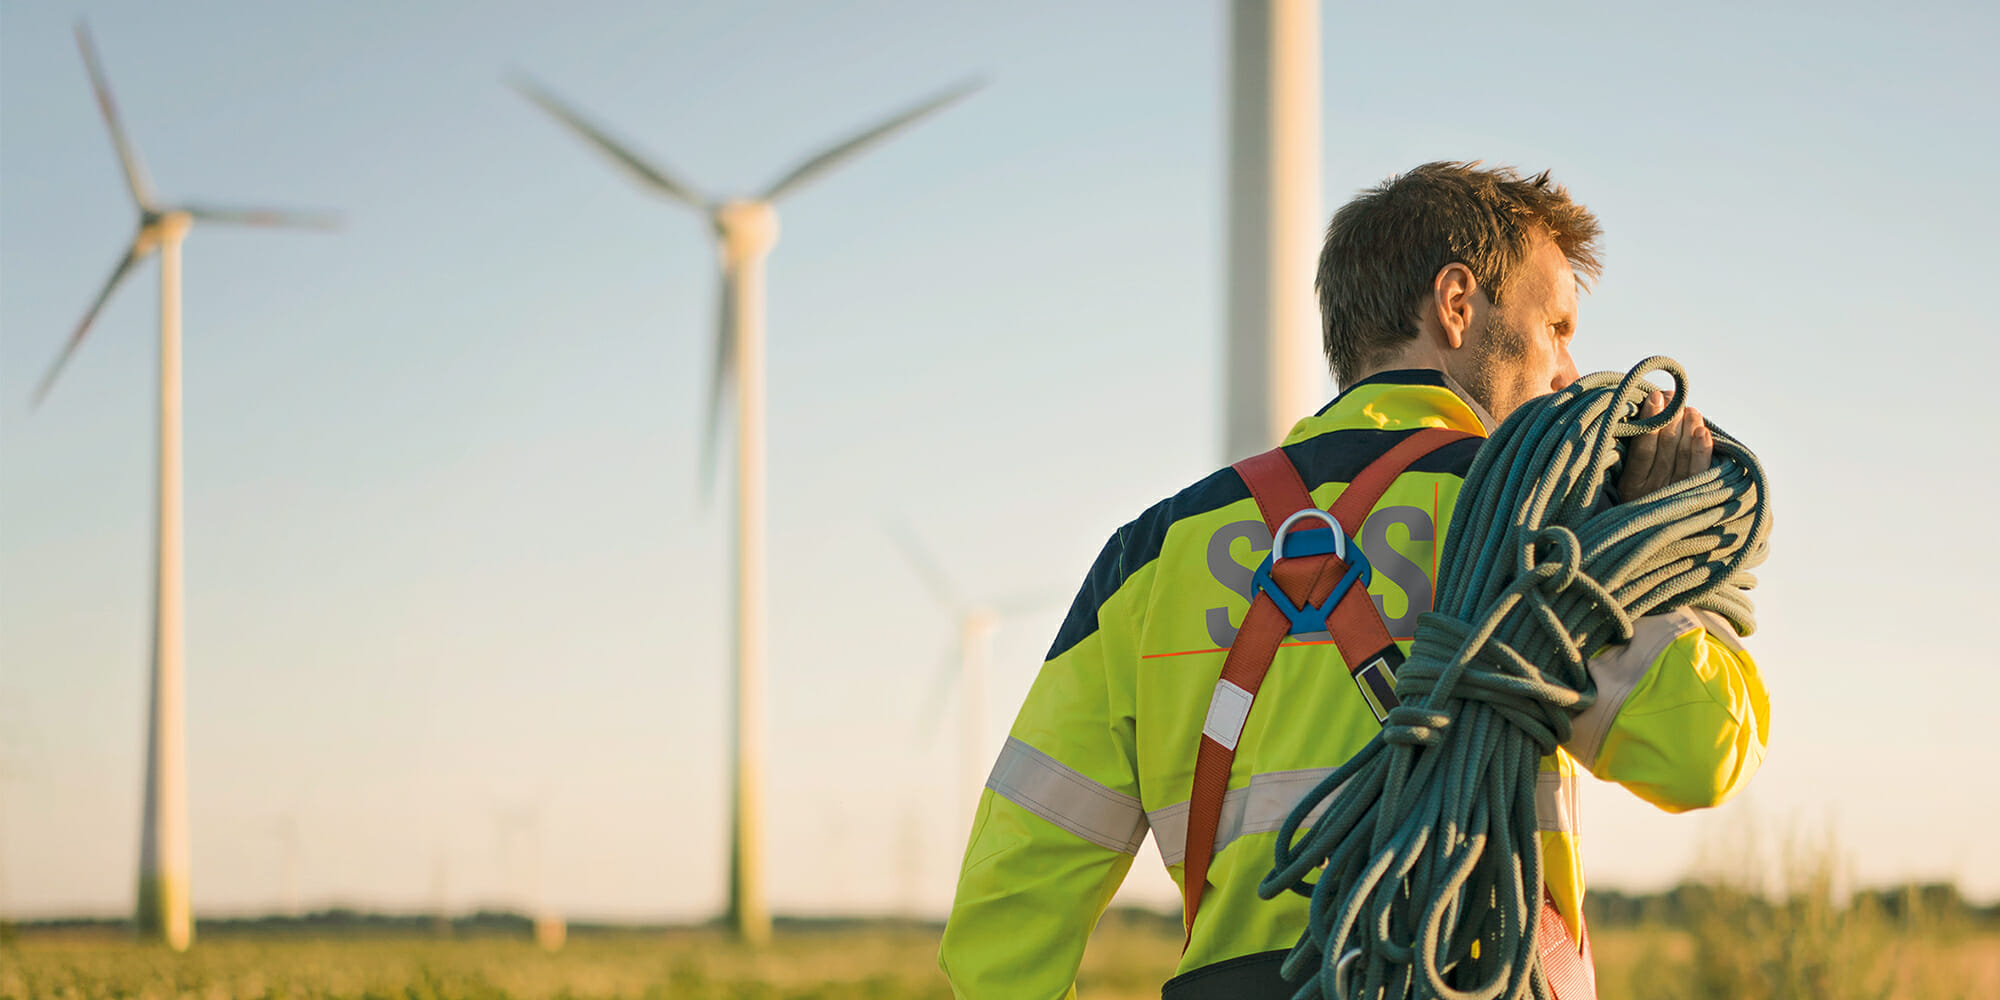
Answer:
[1539,886,1599,999]
[1180,427,1470,942]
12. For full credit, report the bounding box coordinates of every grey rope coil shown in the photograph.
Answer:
[1257,357,1771,1000]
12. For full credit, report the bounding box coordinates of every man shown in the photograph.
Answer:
[939,162,1768,997]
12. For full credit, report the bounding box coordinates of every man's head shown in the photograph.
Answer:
[1317,162,1603,421]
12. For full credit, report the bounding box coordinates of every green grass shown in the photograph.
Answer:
[1599,827,2000,1000]
[7,919,1995,1000]
[10,830,1997,1000]
[0,917,1186,1000]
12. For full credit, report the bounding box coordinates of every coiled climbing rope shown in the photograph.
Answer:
[1257,357,1771,1000]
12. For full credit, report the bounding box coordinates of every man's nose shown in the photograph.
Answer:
[1553,349,1579,389]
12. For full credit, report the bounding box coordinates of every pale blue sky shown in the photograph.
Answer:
[2,1,1995,922]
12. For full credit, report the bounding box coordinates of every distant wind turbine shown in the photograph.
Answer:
[885,522,1047,828]
[511,72,980,946]
[491,802,564,950]
[268,811,301,918]
[492,804,542,917]
[32,23,335,952]
[430,846,452,938]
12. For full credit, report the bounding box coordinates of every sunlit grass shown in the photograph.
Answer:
[7,830,1995,1000]
[1607,824,2000,1000]
[8,918,1995,1000]
[0,916,1185,1000]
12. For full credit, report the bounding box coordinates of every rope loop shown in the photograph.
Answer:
[1382,704,1453,747]
[1520,526,1583,593]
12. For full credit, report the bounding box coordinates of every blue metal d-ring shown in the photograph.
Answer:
[1251,512,1371,635]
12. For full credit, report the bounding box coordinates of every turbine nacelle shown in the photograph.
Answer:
[134,209,193,253]
[713,200,780,263]
[961,607,1001,642]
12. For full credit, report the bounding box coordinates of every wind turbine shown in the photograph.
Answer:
[31,23,336,951]
[1221,0,1323,462]
[268,811,301,919]
[511,72,979,946]
[492,804,540,918]
[885,522,1045,829]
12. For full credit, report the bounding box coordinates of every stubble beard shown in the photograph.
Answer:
[1459,311,1532,423]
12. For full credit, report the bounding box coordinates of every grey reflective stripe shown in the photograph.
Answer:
[1144,767,1576,865]
[1692,608,1748,655]
[985,737,1147,854]
[1536,770,1577,834]
[1565,609,1705,770]
[1148,767,1341,866]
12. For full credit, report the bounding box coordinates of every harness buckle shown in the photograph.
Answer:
[1251,509,1372,636]
[1353,644,1406,722]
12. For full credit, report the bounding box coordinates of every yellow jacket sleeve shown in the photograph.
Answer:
[1564,608,1770,811]
[938,534,1151,999]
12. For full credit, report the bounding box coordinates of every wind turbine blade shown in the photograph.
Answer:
[507,74,708,209]
[760,78,984,202]
[74,23,155,208]
[699,268,736,499]
[993,590,1061,619]
[882,519,961,611]
[33,245,143,407]
[183,204,340,230]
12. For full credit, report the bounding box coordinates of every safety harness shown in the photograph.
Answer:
[1177,426,1596,999]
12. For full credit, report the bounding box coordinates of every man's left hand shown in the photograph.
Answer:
[1618,390,1713,500]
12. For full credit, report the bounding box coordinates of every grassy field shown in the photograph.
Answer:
[6,919,1997,1000]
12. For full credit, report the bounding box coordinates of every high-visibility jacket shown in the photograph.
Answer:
[938,370,1770,998]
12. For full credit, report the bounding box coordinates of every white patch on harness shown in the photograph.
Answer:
[1202,680,1255,751]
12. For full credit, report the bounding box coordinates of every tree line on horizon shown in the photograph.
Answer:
[9,879,1991,942]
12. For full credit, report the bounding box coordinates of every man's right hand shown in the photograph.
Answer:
[1618,390,1713,500]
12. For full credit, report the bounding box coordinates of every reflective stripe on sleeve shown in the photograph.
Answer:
[1148,767,1578,866]
[1148,767,1340,866]
[1536,770,1578,835]
[984,737,1148,855]
[1565,609,1705,770]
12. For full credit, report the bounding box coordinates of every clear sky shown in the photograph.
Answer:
[2,0,1996,922]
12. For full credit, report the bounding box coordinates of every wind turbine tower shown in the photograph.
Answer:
[271,812,301,918]
[32,24,335,951]
[512,73,979,945]
[1222,0,1324,462]
[951,607,999,823]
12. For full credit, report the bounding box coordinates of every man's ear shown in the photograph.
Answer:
[1433,263,1478,350]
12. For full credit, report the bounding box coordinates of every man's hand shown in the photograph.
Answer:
[1618,390,1713,500]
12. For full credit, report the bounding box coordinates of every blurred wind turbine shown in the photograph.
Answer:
[1222,0,1323,462]
[31,23,336,952]
[511,72,980,946]
[268,811,301,918]
[492,804,541,916]
[885,522,1047,828]
[896,798,923,919]
[430,847,452,938]
[492,797,564,949]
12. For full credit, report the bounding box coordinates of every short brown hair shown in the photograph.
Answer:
[1317,162,1603,385]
